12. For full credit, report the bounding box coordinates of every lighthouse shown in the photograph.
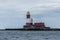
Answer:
[23,11,50,29]
[26,11,33,26]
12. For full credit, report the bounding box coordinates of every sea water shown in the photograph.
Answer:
[0,31,60,40]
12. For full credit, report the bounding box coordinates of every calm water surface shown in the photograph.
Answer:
[0,31,60,40]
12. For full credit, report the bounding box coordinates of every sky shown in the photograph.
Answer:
[0,0,60,29]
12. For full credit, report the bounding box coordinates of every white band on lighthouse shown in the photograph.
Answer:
[26,18,32,23]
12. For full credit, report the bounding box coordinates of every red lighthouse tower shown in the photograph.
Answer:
[26,11,33,26]
[23,11,50,29]
[26,11,30,18]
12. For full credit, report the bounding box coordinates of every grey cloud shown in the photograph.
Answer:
[0,0,60,28]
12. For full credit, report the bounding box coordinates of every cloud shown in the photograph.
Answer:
[0,0,60,28]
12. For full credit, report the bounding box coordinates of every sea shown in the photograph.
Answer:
[0,31,60,40]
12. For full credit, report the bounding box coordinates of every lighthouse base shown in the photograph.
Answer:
[23,25,50,29]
